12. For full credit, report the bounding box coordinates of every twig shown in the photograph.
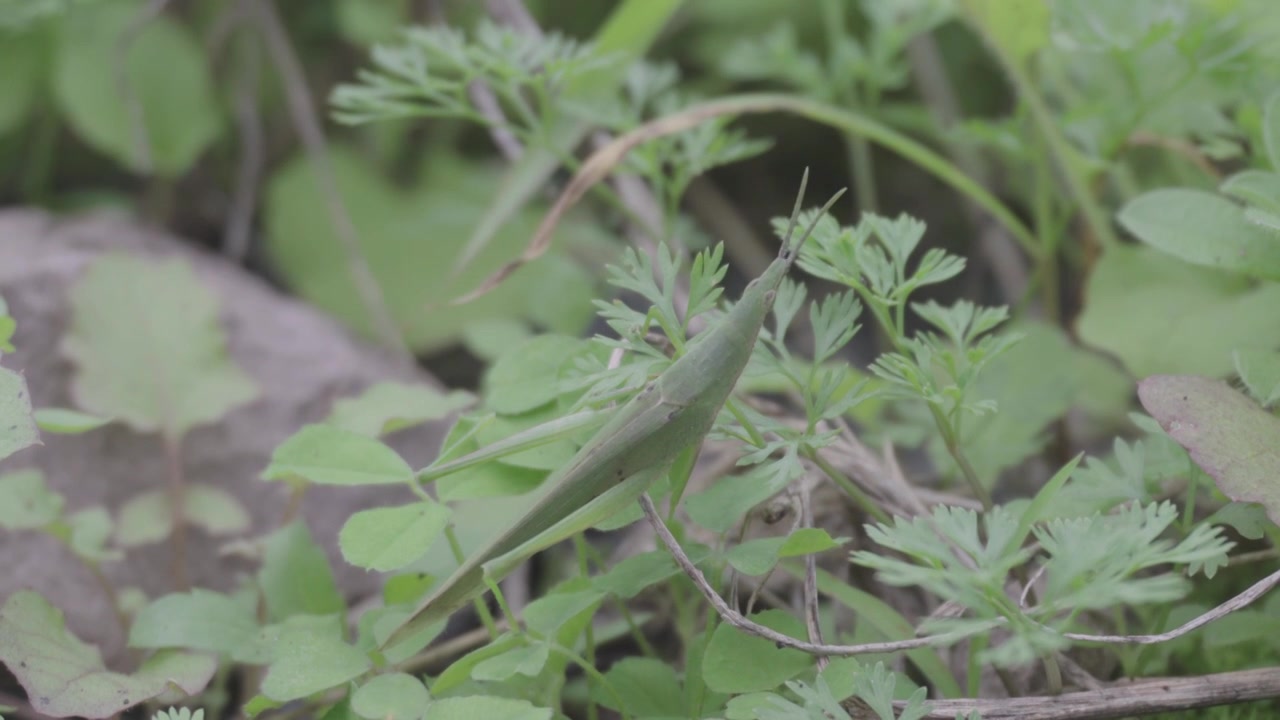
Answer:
[797,483,827,672]
[1060,566,1280,645]
[247,0,413,361]
[906,33,1029,305]
[224,8,265,262]
[640,493,944,656]
[896,666,1280,720]
[115,0,171,173]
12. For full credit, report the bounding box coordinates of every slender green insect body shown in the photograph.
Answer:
[380,176,844,652]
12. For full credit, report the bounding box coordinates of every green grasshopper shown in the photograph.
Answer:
[379,175,845,652]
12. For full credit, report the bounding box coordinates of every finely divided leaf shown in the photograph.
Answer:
[1139,375,1280,524]
[63,254,257,439]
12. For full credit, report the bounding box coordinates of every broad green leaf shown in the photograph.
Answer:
[1234,349,1280,407]
[725,537,788,577]
[430,633,523,694]
[63,254,257,439]
[1138,375,1280,525]
[52,0,222,175]
[259,522,345,621]
[471,643,550,682]
[264,147,600,353]
[1119,189,1280,281]
[456,0,683,268]
[328,383,474,437]
[115,483,250,546]
[334,0,408,46]
[1265,93,1280,171]
[33,407,112,434]
[350,673,428,720]
[422,697,551,720]
[64,508,120,562]
[701,609,813,694]
[263,424,412,486]
[260,615,371,702]
[968,0,1049,62]
[686,465,793,534]
[435,460,546,501]
[595,657,685,718]
[339,502,452,572]
[129,589,258,655]
[522,589,605,637]
[944,320,1129,480]
[1205,502,1271,541]
[0,469,62,529]
[461,318,533,362]
[483,335,587,415]
[1220,170,1280,218]
[0,295,15,352]
[726,529,844,576]
[0,27,44,136]
[0,591,216,719]
[592,545,712,599]
[0,366,38,461]
[1077,245,1280,377]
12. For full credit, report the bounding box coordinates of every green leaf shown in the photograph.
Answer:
[779,527,846,557]
[421,697,551,720]
[1205,502,1271,541]
[350,673,428,720]
[263,424,412,486]
[969,0,1049,62]
[33,407,112,434]
[63,254,257,439]
[264,147,600,353]
[0,591,216,719]
[701,609,814,694]
[328,383,474,437]
[339,502,452,572]
[0,366,38,461]
[592,546,711,599]
[1077,245,1280,377]
[52,0,222,175]
[1119,189,1280,281]
[1265,92,1280,171]
[334,0,408,46]
[261,615,371,702]
[64,507,120,562]
[1234,348,1280,407]
[595,657,685,717]
[727,529,844,577]
[115,483,250,546]
[1139,375,1280,525]
[460,318,533,362]
[455,0,684,268]
[0,27,45,136]
[946,321,1129,479]
[471,643,550,682]
[259,522,345,621]
[686,465,794,534]
[129,589,258,655]
[1220,170,1280,218]
[484,335,587,415]
[0,469,62,529]
[521,589,604,637]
